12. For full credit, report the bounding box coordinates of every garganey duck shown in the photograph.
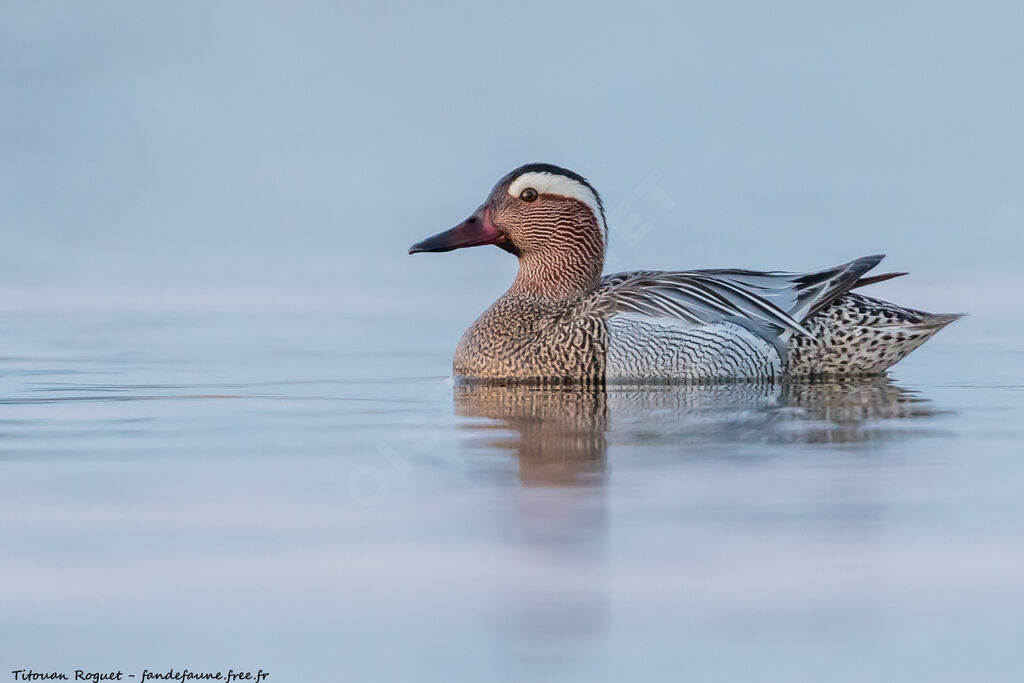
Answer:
[410,163,960,384]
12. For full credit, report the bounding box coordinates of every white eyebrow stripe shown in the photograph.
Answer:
[507,171,606,237]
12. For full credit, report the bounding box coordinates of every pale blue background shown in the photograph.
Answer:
[3,1,1022,302]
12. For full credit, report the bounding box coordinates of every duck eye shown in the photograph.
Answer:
[519,187,538,202]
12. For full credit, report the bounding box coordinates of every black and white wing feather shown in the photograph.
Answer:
[588,255,884,340]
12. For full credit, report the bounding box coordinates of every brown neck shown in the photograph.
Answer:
[508,241,604,300]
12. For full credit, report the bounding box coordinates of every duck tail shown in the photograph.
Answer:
[788,294,963,376]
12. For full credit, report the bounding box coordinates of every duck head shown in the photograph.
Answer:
[409,163,607,298]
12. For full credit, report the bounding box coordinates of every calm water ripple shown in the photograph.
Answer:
[1,310,1022,681]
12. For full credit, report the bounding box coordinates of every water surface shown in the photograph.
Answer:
[1,304,1022,682]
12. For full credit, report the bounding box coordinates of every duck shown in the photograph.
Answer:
[409,163,960,384]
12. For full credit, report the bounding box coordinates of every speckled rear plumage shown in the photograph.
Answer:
[788,292,962,376]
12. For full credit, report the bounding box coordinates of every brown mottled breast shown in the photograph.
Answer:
[453,293,607,383]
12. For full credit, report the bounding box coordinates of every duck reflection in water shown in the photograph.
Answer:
[454,377,939,486]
